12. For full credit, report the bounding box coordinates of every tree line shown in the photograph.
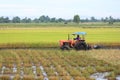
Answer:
[0,16,68,23]
[80,16,120,24]
[0,15,120,24]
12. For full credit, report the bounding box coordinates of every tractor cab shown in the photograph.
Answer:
[59,32,91,50]
[71,32,86,41]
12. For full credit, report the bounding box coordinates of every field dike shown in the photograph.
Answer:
[0,42,120,49]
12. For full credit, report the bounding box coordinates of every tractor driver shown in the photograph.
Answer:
[75,35,81,40]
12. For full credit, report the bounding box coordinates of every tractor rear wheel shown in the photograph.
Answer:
[74,42,87,50]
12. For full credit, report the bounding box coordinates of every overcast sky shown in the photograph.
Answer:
[0,0,120,19]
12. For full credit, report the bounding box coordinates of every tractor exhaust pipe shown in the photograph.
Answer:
[68,34,70,40]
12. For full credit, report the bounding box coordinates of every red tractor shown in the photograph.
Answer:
[59,32,91,50]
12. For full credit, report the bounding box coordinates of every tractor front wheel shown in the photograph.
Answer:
[61,45,70,50]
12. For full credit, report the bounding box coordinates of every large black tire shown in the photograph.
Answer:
[74,42,87,50]
[61,45,70,50]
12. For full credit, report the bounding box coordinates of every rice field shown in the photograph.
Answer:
[0,23,120,48]
[0,49,120,80]
[0,23,120,80]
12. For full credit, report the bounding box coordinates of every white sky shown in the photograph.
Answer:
[0,0,120,19]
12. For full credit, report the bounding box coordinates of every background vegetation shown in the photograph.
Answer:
[0,15,120,24]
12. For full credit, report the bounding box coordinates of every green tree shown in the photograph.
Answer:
[12,16,21,23]
[0,16,4,23]
[108,16,114,24]
[21,17,31,23]
[0,17,10,23]
[105,17,108,23]
[33,18,39,23]
[39,15,50,22]
[39,15,45,22]
[4,17,10,23]
[58,18,65,22]
[73,15,80,23]
[50,18,56,22]
[90,16,97,22]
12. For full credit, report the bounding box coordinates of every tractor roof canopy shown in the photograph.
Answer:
[72,32,86,35]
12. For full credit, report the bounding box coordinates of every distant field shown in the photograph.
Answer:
[0,23,120,48]
[0,22,120,28]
